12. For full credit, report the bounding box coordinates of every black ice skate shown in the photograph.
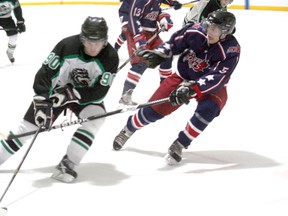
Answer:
[113,126,134,150]
[51,155,77,183]
[119,89,137,106]
[6,50,15,63]
[164,140,185,165]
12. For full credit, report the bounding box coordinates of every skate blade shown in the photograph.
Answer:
[51,170,75,183]
[0,207,8,216]
[164,154,179,166]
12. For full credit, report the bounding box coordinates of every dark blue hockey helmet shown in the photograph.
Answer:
[203,10,236,35]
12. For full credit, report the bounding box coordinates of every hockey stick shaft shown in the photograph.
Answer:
[0,28,17,31]
[116,27,164,73]
[161,0,200,11]
[0,127,41,213]
[7,97,170,140]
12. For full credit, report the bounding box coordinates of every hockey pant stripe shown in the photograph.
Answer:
[178,100,220,147]
[159,68,172,79]
[127,71,142,84]
[116,33,126,46]
[128,106,164,131]
[0,134,24,165]
[71,128,94,151]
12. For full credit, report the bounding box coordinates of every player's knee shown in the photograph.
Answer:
[196,99,220,122]
[79,105,106,133]
[131,63,147,75]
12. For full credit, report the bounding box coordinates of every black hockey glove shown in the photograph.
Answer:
[169,81,196,106]
[171,1,182,10]
[33,96,53,129]
[137,49,169,69]
[50,84,81,107]
[16,21,26,33]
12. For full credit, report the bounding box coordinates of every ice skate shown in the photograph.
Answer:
[6,50,15,63]
[164,140,185,165]
[51,155,77,183]
[119,89,137,106]
[113,126,134,150]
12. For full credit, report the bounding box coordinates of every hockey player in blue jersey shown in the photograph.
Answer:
[116,0,181,105]
[113,10,240,165]
[114,0,182,52]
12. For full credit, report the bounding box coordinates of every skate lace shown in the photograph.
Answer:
[115,130,130,146]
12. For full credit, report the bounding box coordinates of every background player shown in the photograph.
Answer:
[183,0,233,26]
[114,0,182,52]
[116,0,177,106]
[0,0,26,63]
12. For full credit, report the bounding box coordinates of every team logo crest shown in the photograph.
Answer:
[71,68,90,86]
[183,51,209,72]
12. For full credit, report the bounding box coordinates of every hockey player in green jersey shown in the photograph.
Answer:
[183,0,233,26]
[0,0,26,63]
[0,16,119,183]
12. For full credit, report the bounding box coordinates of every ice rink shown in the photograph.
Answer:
[0,4,288,216]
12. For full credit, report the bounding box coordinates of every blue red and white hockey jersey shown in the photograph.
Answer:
[157,22,241,95]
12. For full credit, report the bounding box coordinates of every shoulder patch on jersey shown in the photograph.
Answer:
[227,45,240,53]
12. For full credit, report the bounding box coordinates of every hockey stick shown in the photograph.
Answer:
[161,0,200,11]
[0,28,17,31]
[7,97,170,140]
[0,127,42,216]
[116,27,165,73]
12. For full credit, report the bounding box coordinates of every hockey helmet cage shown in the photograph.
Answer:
[81,16,108,41]
[205,10,236,35]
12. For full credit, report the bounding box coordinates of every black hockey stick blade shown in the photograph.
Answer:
[7,97,170,140]
[0,207,7,216]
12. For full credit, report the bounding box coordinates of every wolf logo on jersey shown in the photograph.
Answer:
[71,68,90,86]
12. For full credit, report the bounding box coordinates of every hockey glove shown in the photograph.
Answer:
[17,21,26,33]
[133,33,146,51]
[171,1,182,10]
[138,49,169,69]
[159,16,173,32]
[169,81,197,106]
[50,84,81,107]
[33,96,53,129]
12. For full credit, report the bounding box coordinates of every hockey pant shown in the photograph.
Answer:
[122,29,172,93]
[0,103,106,166]
[0,17,18,55]
[115,31,126,48]
[126,73,227,148]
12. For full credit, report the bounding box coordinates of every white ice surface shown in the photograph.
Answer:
[0,5,288,216]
